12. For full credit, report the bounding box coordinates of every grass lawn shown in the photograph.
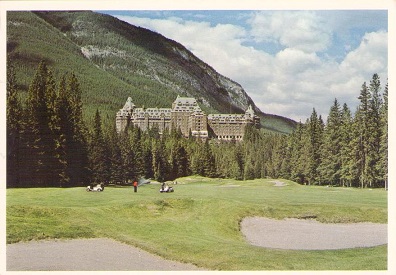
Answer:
[6,176,387,270]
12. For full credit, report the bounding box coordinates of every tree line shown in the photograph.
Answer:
[278,73,388,188]
[7,61,88,187]
[7,61,387,188]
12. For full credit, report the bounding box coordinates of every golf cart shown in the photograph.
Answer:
[86,183,104,192]
[160,182,174,193]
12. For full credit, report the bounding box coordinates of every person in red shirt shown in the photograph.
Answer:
[133,180,138,192]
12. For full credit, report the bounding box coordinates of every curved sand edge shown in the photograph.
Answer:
[241,217,387,250]
[7,238,202,271]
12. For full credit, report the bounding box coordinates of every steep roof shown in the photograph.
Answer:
[172,96,201,112]
[122,97,135,111]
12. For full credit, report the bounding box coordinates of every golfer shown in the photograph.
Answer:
[133,180,138,192]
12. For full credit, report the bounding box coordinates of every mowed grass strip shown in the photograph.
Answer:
[7,177,387,270]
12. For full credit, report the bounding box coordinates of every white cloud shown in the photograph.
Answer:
[340,31,388,76]
[114,12,387,122]
[275,48,321,74]
[248,11,332,53]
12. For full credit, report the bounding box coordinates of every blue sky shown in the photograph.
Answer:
[100,10,388,121]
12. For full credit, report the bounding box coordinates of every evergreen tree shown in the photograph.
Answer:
[190,141,205,176]
[378,81,388,189]
[339,103,354,187]
[53,75,70,186]
[6,60,23,187]
[120,130,133,183]
[367,74,382,187]
[212,142,236,179]
[130,126,145,179]
[306,109,323,185]
[243,154,255,180]
[142,137,154,179]
[66,73,89,186]
[355,82,371,188]
[289,122,306,183]
[152,138,169,181]
[25,61,57,186]
[233,143,244,180]
[106,124,123,184]
[276,135,291,179]
[202,140,216,177]
[170,141,189,179]
[318,99,342,186]
[89,109,109,184]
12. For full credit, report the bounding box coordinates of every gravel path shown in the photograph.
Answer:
[7,238,202,271]
[241,217,387,250]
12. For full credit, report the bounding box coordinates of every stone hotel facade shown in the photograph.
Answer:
[116,96,260,141]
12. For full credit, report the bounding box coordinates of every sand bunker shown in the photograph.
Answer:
[7,238,202,271]
[241,217,387,250]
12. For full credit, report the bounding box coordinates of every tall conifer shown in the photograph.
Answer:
[25,61,56,186]
[367,74,382,187]
[339,103,354,187]
[89,109,109,184]
[66,73,89,186]
[53,75,70,186]
[355,82,370,188]
[378,81,388,189]
[6,60,23,187]
[106,124,123,184]
[306,109,323,185]
[319,99,342,185]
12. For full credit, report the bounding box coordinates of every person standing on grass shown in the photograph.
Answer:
[133,180,138,193]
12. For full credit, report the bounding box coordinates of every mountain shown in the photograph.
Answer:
[7,11,296,133]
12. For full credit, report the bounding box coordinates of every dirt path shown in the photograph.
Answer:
[7,238,203,271]
[241,217,387,250]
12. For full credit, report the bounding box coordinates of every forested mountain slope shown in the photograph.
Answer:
[7,11,296,133]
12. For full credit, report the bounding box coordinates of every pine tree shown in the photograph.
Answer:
[25,61,57,186]
[152,138,169,182]
[212,142,236,179]
[378,81,388,189]
[89,109,109,184]
[53,75,70,186]
[170,141,189,179]
[6,60,23,187]
[202,140,216,177]
[367,74,382,187]
[66,73,89,186]
[233,143,244,180]
[130,126,145,179]
[354,82,371,188]
[142,137,154,179]
[306,109,323,185]
[277,134,291,179]
[106,124,123,184]
[190,141,204,176]
[318,99,342,186]
[243,154,255,180]
[120,130,133,183]
[339,103,354,187]
[289,122,306,184]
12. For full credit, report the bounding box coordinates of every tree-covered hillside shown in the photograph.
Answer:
[7,10,296,133]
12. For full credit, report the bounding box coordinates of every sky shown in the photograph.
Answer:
[101,10,388,122]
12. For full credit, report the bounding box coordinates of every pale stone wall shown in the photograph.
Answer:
[116,96,259,140]
[207,114,249,141]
